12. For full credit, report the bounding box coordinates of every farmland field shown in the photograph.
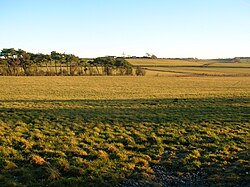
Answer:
[0,76,250,187]
[127,58,250,77]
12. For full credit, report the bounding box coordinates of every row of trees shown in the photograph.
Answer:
[0,48,145,76]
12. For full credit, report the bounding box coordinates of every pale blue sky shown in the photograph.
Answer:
[1,0,250,58]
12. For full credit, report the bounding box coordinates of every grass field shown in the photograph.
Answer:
[144,67,250,77]
[127,59,204,66]
[127,58,250,77]
[0,76,250,187]
[127,58,250,67]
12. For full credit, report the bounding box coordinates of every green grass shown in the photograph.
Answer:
[0,77,249,186]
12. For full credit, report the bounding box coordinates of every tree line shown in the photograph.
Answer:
[0,48,145,76]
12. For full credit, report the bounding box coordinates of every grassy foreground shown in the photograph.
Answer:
[0,76,249,186]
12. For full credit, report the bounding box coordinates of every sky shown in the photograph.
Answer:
[1,0,250,58]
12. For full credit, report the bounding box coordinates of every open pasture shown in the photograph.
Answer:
[144,67,250,77]
[0,76,249,186]
[127,59,203,66]
[127,58,250,77]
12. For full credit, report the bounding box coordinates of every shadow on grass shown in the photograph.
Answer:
[0,97,249,124]
[0,97,249,186]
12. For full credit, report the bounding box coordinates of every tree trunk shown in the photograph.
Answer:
[60,62,62,75]
[54,60,57,75]
[46,61,49,75]
[80,66,83,75]
[95,65,100,75]
[67,62,69,75]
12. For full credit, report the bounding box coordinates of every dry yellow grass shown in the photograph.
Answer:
[127,58,250,76]
[144,70,185,76]
[127,58,203,66]
[127,58,250,67]
[0,76,249,102]
[207,63,250,67]
[145,67,250,76]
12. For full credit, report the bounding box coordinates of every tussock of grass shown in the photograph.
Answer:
[30,155,46,166]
